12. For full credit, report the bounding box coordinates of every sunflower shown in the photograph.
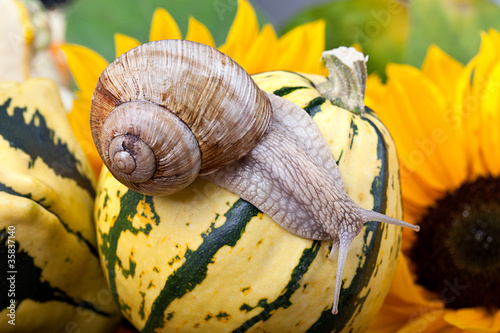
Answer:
[61,0,326,176]
[364,29,500,333]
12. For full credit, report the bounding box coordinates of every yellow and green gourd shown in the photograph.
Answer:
[93,42,405,332]
[0,79,120,332]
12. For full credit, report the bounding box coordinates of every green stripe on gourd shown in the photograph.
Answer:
[0,227,107,315]
[303,97,327,117]
[234,240,321,333]
[0,181,98,256]
[0,80,97,246]
[0,79,120,332]
[272,86,308,97]
[142,199,260,332]
[0,99,94,197]
[95,70,403,332]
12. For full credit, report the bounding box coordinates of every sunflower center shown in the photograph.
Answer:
[410,176,500,310]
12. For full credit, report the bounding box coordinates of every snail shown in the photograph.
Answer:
[90,39,419,314]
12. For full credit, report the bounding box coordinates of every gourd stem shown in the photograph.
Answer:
[317,47,368,115]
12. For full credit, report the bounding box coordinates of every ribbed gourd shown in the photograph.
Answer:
[93,41,411,332]
[0,79,121,332]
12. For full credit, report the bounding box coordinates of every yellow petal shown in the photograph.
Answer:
[219,0,259,61]
[454,57,483,179]
[210,0,326,75]
[400,170,442,217]
[474,31,499,88]
[422,45,464,106]
[276,20,327,75]
[486,29,500,53]
[237,23,278,74]
[379,63,468,192]
[444,308,500,333]
[367,254,444,333]
[457,32,500,179]
[297,20,326,74]
[372,59,467,195]
[68,96,102,176]
[149,8,182,42]
[398,311,455,333]
[365,74,386,110]
[478,60,500,176]
[61,44,107,176]
[60,44,108,95]
[390,254,437,306]
[465,32,500,178]
[185,16,215,47]
[114,33,141,58]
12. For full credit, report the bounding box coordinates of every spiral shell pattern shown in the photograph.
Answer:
[98,101,201,196]
[90,40,272,195]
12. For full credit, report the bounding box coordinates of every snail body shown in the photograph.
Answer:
[90,39,419,314]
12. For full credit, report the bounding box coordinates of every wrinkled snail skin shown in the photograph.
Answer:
[90,39,420,315]
[204,93,351,241]
[203,93,420,314]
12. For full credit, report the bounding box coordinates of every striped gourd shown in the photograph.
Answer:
[0,79,120,332]
[95,71,403,332]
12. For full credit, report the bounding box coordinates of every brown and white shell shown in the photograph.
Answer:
[90,39,272,196]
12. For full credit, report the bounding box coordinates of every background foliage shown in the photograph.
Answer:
[65,0,257,61]
[65,0,500,77]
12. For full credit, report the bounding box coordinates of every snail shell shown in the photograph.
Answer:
[91,40,272,196]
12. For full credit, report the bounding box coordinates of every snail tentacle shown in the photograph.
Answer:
[331,233,355,314]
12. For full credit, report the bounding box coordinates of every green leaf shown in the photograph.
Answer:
[407,0,500,67]
[282,0,409,79]
[65,0,269,62]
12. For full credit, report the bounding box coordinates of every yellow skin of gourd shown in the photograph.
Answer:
[95,72,403,332]
[0,79,120,333]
